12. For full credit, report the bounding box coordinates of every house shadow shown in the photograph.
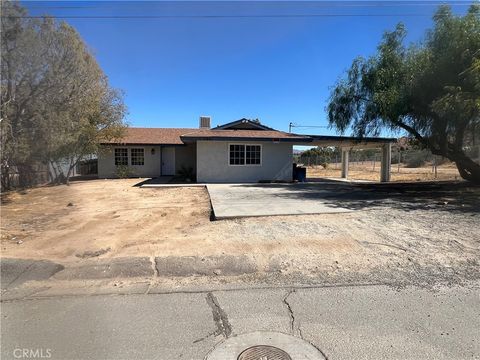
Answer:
[133,176,174,187]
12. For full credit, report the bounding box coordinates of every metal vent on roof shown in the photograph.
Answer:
[200,116,211,129]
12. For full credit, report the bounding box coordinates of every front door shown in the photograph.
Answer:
[161,147,175,176]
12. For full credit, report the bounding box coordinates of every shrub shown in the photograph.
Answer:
[405,151,428,168]
[177,166,195,182]
[116,165,134,178]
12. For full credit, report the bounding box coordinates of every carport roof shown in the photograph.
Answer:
[181,130,396,146]
[308,134,396,143]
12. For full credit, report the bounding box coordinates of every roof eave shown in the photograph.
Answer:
[307,135,396,143]
[180,136,311,143]
[100,142,186,146]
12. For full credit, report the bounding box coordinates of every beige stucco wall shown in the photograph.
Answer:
[98,145,162,178]
[196,141,293,183]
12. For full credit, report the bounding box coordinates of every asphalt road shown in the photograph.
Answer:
[2,283,479,360]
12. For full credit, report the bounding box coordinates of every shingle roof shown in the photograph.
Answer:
[101,126,396,145]
[181,129,312,142]
[101,126,312,145]
[101,127,196,145]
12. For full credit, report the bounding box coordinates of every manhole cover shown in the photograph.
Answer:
[205,331,326,360]
[238,345,292,360]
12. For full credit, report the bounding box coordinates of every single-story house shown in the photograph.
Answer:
[99,117,395,182]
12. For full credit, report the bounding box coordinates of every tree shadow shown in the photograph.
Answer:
[1,192,13,205]
[231,181,480,214]
[0,188,31,204]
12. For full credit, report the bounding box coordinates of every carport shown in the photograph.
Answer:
[296,134,396,182]
[206,135,396,219]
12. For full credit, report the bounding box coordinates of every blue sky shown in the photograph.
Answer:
[26,1,473,135]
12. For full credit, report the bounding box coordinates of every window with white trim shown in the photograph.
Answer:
[229,144,261,165]
[114,148,128,166]
[131,148,144,165]
[246,145,261,165]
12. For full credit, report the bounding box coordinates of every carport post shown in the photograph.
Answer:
[380,143,392,182]
[341,148,349,179]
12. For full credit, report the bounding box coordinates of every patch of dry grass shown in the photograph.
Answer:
[307,162,461,182]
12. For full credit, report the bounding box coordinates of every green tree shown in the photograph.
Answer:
[299,146,339,164]
[1,1,127,188]
[327,4,480,183]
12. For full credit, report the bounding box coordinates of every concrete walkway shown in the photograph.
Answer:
[206,183,357,219]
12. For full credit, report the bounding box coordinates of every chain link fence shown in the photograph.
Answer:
[294,146,480,181]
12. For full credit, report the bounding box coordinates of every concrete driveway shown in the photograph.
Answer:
[206,182,359,219]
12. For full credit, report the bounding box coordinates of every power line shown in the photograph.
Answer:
[21,1,478,10]
[289,123,329,133]
[291,125,329,128]
[2,13,458,19]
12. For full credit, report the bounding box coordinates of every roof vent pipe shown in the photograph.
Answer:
[199,116,211,129]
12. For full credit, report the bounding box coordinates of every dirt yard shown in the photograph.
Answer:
[1,178,479,285]
[307,162,460,182]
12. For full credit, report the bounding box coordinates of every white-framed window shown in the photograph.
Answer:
[229,144,262,166]
[229,144,245,165]
[131,148,144,165]
[245,145,261,165]
[114,148,128,166]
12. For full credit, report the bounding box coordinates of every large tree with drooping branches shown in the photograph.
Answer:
[327,4,480,183]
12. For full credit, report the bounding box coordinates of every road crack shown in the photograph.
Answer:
[283,290,330,360]
[193,330,216,344]
[283,289,298,336]
[205,292,232,338]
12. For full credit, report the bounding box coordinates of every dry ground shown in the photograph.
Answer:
[1,178,479,284]
[307,162,460,182]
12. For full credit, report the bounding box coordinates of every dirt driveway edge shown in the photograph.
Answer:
[2,253,479,301]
